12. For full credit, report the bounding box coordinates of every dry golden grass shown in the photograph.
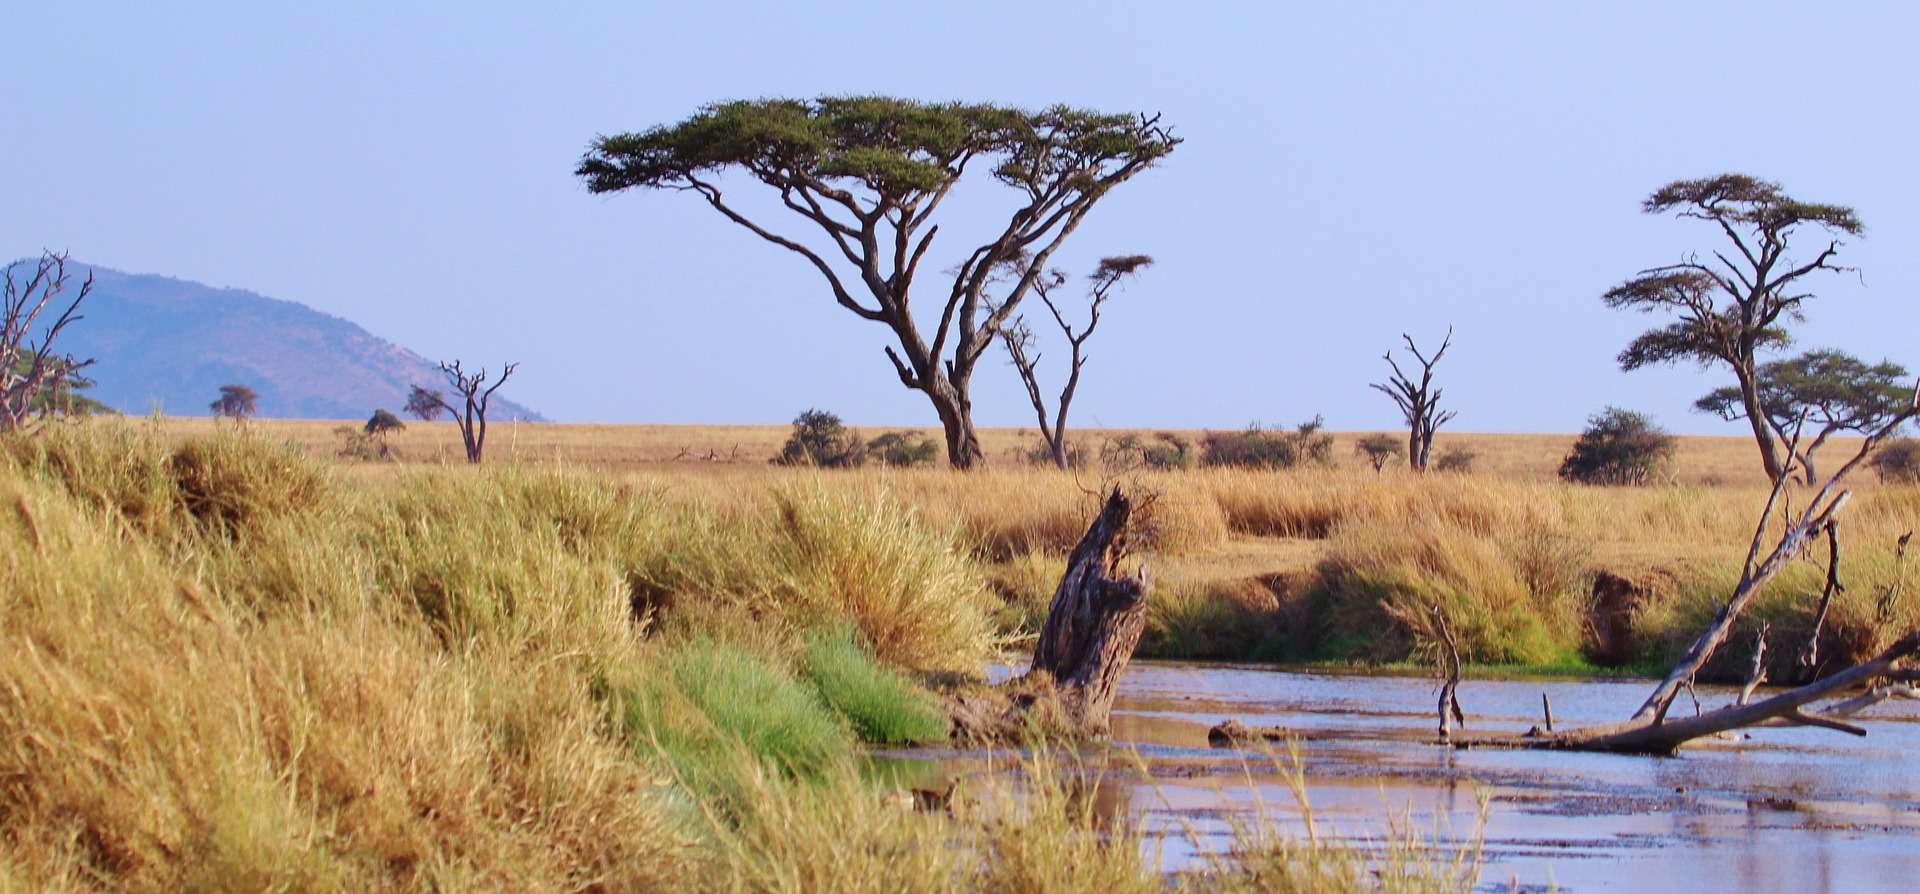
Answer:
[0,421,1495,891]
[129,416,1829,486]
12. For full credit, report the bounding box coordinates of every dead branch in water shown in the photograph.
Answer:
[1431,604,1465,742]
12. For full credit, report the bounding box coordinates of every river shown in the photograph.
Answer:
[880,661,1920,893]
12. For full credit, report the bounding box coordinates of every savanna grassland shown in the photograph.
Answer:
[4,417,1914,890]
[153,416,1920,675]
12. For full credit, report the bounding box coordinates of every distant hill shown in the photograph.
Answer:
[29,262,542,421]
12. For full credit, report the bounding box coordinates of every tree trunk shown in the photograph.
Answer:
[1025,488,1150,732]
[932,387,985,470]
[1737,367,1787,482]
[1049,438,1069,470]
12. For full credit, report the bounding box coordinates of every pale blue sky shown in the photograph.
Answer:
[5,1,1915,431]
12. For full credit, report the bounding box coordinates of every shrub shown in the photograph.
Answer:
[1870,438,1920,483]
[334,425,392,461]
[1558,407,1675,485]
[1353,433,1404,472]
[1101,432,1193,471]
[1433,445,1478,473]
[865,430,939,467]
[1200,417,1334,470]
[773,409,866,468]
[799,628,947,744]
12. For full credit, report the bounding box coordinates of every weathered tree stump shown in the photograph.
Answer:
[949,487,1150,740]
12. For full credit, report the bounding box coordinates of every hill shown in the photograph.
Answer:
[32,261,541,421]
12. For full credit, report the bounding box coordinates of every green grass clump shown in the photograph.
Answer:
[616,638,853,790]
[801,628,949,745]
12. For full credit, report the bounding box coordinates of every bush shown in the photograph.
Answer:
[773,409,867,468]
[1871,438,1920,483]
[1353,433,1404,472]
[1200,418,1334,470]
[1433,445,1478,473]
[1558,407,1675,485]
[1100,432,1193,471]
[1021,438,1089,468]
[865,431,939,467]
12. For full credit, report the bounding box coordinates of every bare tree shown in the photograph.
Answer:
[405,384,446,421]
[998,254,1152,470]
[1371,328,1457,471]
[428,360,518,464]
[2,253,96,432]
[209,384,259,419]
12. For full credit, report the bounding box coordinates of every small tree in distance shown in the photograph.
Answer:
[405,385,446,421]
[210,384,259,419]
[426,361,518,464]
[1370,328,1457,471]
[1354,433,1405,473]
[773,409,866,468]
[1694,349,1911,484]
[1559,408,1677,486]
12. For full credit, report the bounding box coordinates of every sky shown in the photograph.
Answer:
[4,1,1916,432]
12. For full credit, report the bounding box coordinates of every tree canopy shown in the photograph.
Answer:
[1695,349,1913,481]
[578,96,1178,468]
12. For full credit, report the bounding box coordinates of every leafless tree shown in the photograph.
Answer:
[1371,328,1457,471]
[429,360,518,464]
[1,252,96,433]
[998,255,1152,470]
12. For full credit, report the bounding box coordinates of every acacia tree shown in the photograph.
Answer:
[1604,174,1863,483]
[1695,349,1911,483]
[405,385,446,421]
[2,253,95,432]
[428,360,517,464]
[209,384,259,419]
[577,97,1179,469]
[1370,329,1456,471]
[998,254,1151,470]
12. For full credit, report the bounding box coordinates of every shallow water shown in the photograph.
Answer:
[882,661,1920,893]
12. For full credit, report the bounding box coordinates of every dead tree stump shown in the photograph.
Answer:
[1026,487,1151,732]
[949,487,1151,740]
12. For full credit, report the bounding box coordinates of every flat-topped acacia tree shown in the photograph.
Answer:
[577,97,1179,468]
[1604,174,1863,483]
